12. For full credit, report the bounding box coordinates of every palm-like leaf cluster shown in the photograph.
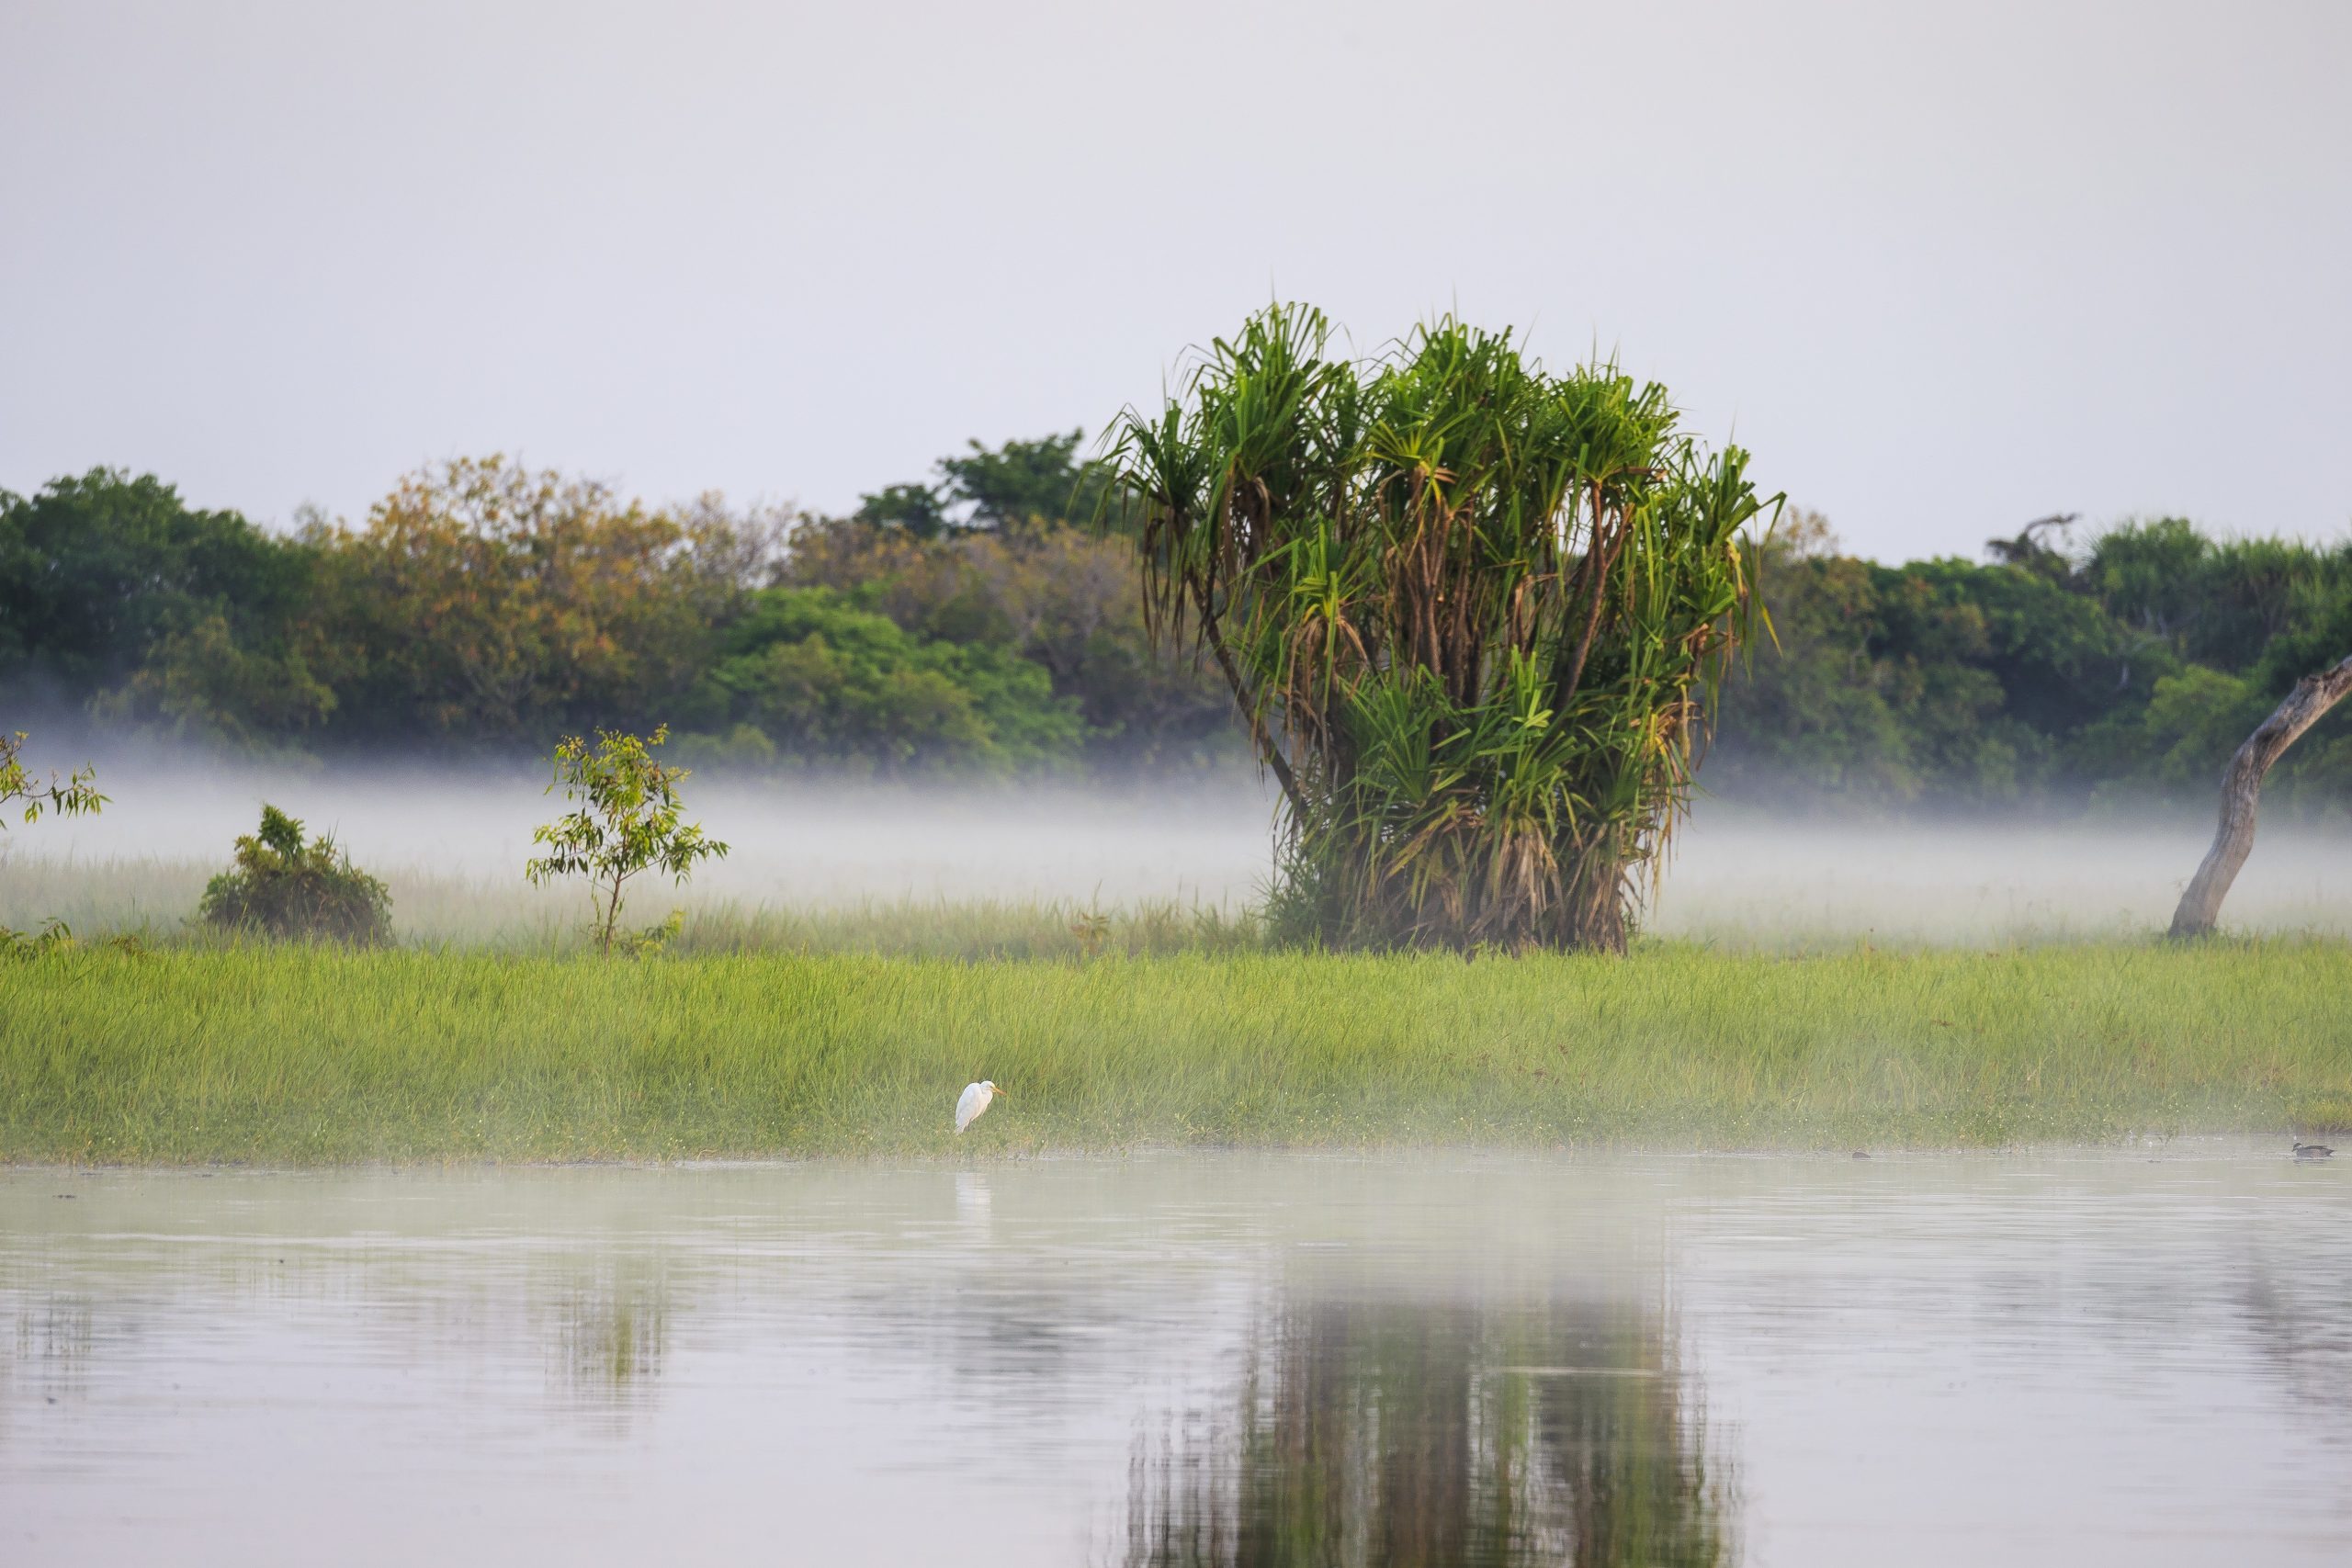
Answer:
[1106,304,1776,952]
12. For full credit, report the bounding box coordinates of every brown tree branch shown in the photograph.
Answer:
[1557,496,1632,711]
[2169,653,2352,939]
[1193,581,1306,818]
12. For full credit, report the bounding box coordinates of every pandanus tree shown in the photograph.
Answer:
[1105,305,1776,953]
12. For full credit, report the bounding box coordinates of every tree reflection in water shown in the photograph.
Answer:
[550,1264,670,1408]
[1117,1292,1732,1568]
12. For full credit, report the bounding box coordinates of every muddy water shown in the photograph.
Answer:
[2,1150,2346,1565]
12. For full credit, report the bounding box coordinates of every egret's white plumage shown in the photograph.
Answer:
[956,1080,1002,1133]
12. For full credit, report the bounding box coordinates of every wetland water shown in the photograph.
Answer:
[3,1150,2346,1565]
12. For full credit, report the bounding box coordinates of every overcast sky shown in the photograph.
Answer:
[4,0,2347,560]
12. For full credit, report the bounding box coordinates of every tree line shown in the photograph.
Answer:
[0,435,1231,775]
[1710,510,2352,813]
[6,440,2349,810]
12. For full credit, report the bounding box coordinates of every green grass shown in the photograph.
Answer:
[4,941,2348,1163]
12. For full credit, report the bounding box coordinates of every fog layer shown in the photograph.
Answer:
[6,759,2348,946]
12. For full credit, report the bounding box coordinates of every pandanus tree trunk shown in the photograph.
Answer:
[2168,653,2352,939]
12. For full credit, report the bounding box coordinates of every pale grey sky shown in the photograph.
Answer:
[4,0,2347,560]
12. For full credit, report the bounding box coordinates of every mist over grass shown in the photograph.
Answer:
[7,753,2349,1163]
[0,754,1276,952]
[7,751,2352,951]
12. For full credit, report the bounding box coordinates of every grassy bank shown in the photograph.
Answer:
[5,942,2349,1163]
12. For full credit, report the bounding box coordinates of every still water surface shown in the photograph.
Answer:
[3,1150,2346,1565]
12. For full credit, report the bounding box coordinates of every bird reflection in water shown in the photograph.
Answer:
[1114,1294,1732,1568]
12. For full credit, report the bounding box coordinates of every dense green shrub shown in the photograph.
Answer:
[198,805,392,943]
[1707,512,2352,812]
[677,586,1084,773]
[0,469,314,703]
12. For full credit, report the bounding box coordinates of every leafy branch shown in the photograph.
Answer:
[0,732,107,828]
[526,726,729,958]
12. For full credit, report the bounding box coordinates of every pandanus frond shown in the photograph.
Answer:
[1104,305,1776,952]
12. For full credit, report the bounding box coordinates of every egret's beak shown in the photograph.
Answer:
[994,1087,1009,1097]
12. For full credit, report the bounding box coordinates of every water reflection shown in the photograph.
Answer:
[4,1295,95,1437]
[2234,1259,2352,1431]
[1119,1295,1729,1568]
[1,1153,2346,1566]
[550,1266,671,1405]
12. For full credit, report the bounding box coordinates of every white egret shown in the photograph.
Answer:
[956,1080,1004,1133]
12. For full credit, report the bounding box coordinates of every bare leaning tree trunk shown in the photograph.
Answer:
[2168,653,2352,939]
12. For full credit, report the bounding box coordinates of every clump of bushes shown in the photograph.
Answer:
[198,804,392,943]
[1,919,76,961]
